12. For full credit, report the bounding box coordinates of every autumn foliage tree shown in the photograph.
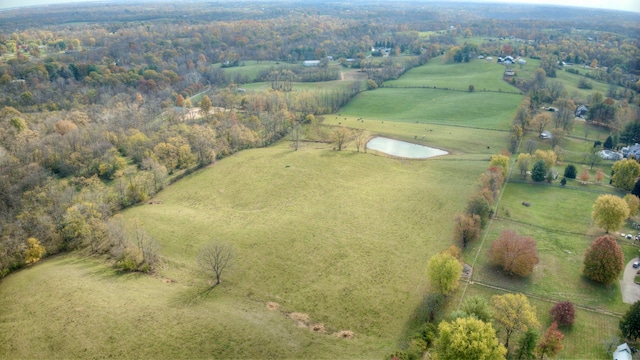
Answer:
[591,194,629,233]
[624,194,639,218]
[24,238,46,264]
[492,293,540,352]
[549,301,575,327]
[434,317,507,360]
[578,168,591,184]
[583,235,624,285]
[488,229,539,277]
[427,252,463,296]
[612,159,640,191]
[453,213,481,248]
[536,322,564,359]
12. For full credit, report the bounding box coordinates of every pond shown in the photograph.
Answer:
[366,137,448,159]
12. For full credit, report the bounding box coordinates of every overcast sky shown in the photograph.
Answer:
[0,0,638,13]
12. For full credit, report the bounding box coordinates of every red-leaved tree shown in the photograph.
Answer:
[536,322,564,359]
[583,235,624,285]
[550,301,575,327]
[488,229,539,277]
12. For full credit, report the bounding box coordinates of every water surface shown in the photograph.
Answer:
[366,137,448,159]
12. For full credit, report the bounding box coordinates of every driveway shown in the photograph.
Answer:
[621,260,640,304]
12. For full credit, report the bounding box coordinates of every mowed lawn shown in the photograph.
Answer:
[0,140,489,358]
[337,87,521,129]
[470,182,632,313]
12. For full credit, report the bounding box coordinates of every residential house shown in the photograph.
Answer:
[575,105,588,118]
[303,60,320,67]
[622,143,640,159]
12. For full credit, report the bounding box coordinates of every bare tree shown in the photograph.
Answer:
[353,129,367,152]
[198,241,234,287]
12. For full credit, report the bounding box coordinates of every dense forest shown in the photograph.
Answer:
[0,1,638,276]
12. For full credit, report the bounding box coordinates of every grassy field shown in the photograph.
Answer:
[0,140,488,358]
[386,56,518,92]
[335,87,521,129]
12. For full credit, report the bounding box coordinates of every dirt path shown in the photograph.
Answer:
[621,259,640,304]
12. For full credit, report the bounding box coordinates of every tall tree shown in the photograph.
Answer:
[488,229,539,277]
[611,159,640,191]
[624,194,640,218]
[531,159,547,182]
[515,329,539,360]
[552,98,576,131]
[492,293,540,352]
[583,234,624,285]
[536,322,564,359]
[427,252,463,296]
[490,154,510,179]
[517,153,532,179]
[591,194,629,233]
[462,295,493,323]
[531,113,552,135]
[453,213,481,248]
[434,317,506,360]
[620,300,640,341]
[466,193,492,228]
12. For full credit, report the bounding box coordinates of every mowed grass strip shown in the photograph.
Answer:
[337,87,521,129]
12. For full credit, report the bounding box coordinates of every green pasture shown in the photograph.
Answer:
[336,87,521,130]
[386,56,519,92]
[0,255,368,358]
[0,138,491,358]
[322,117,511,157]
[457,284,622,359]
[469,181,630,313]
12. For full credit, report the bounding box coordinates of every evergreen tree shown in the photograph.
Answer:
[531,160,547,182]
[564,164,577,179]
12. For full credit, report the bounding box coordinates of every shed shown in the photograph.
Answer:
[613,343,632,360]
[303,60,320,67]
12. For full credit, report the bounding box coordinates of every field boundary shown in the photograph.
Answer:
[383,84,524,95]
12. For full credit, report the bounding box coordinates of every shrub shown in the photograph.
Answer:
[550,301,575,326]
[564,164,577,179]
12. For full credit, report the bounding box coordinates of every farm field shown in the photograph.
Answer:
[386,56,516,92]
[336,87,522,129]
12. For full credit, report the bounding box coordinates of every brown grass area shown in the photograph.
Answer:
[335,330,354,339]
[288,312,310,327]
[266,302,280,311]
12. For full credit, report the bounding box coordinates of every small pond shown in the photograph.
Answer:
[366,137,448,159]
